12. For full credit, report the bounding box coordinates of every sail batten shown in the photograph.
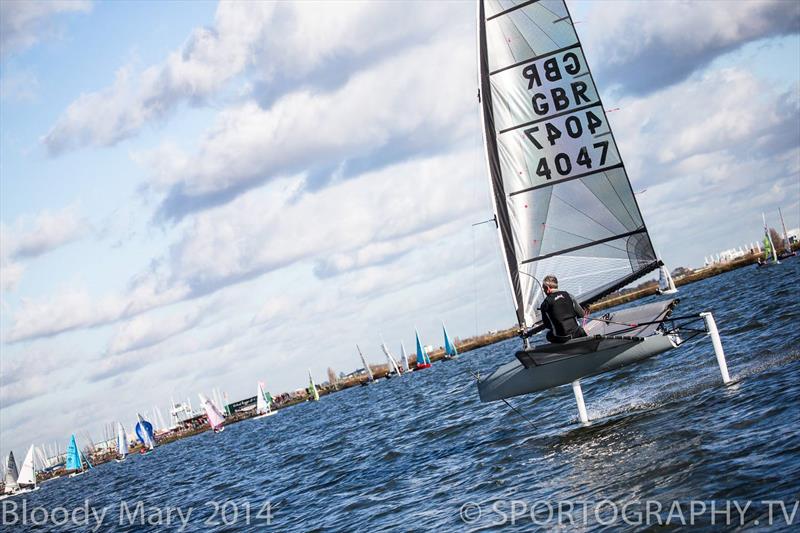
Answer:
[479,0,657,329]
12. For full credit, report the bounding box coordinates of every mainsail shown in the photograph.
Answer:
[307,369,320,401]
[64,434,83,472]
[199,394,225,431]
[116,422,129,458]
[17,445,37,489]
[380,341,402,375]
[357,345,374,382]
[478,0,659,330]
[415,330,431,367]
[400,342,410,372]
[762,213,779,263]
[442,324,458,357]
[256,382,271,414]
[136,414,156,450]
[3,451,19,493]
[657,265,677,294]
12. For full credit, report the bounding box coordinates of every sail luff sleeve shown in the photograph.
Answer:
[479,0,526,328]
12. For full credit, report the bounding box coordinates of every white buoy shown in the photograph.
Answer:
[572,379,589,424]
[700,312,731,384]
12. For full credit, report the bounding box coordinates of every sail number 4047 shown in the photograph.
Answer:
[524,109,609,180]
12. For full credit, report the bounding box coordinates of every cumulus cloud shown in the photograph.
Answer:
[0,206,88,292]
[581,0,800,95]
[0,0,90,59]
[41,1,452,154]
[140,31,475,221]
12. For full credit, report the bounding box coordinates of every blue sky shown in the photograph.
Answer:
[1,0,798,458]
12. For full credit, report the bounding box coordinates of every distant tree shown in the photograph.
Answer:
[671,266,692,278]
[327,367,339,389]
[769,228,786,253]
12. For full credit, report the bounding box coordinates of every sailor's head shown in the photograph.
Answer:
[543,275,558,294]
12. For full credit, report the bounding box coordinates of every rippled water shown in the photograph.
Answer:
[5,259,799,531]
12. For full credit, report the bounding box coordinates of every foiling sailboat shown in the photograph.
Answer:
[199,393,226,432]
[254,382,276,419]
[414,330,432,370]
[475,0,731,423]
[442,323,459,359]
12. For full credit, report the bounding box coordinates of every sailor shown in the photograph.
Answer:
[539,275,588,344]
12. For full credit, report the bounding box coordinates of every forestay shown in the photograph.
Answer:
[478,0,659,329]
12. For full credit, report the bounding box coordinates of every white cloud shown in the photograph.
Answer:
[41,1,452,154]
[581,0,800,94]
[106,304,203,355]
[0,0,91,59]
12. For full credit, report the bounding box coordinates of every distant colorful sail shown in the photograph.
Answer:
[415,330,431,368]
[442,324,458,357]
[199,393,226,431]
[256,382,271,415]
[307,369,320,401]
[65,434,83,472]
[3,451,19,493]
[136,414,156,450]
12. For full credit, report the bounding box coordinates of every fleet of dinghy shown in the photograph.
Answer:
[473,0,731,422]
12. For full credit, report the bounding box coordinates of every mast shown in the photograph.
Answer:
[778,207,791,251]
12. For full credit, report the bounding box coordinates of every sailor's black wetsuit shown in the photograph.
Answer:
[540,291,587,344]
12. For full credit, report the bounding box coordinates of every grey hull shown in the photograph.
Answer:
[477,333,677,402]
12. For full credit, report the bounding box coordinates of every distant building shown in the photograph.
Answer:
[719,248,746,262]
[786,228,799,244]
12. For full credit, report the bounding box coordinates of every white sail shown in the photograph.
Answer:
[136,413,156,450]
[116,422,128,458]
[400,342,410,371]
[381,342,402,375]
[357,345,374,381]
[478,0,659,330]
[3,451,19,493]
[17,445,36,489]
[199,393,225,431]
[762,212,779,263]
[657,265,677,294]
[256,383,269,414]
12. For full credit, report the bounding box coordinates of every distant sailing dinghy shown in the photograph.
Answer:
[199,393,226,432]
[475,0,731,423]
[3,451,19,494]
[16,446,38,493]
[415,330,432,370]
[760,213,780,266]
[307,369,320,401]
[116,422,129,462]
[65,434,91,476]
[657,263,678,295]
[777,207,796,259]
[358,345,375,385]
[135,414,157,450]
[400,343,411,373]
[254,382,276,419]
[442,323,459,359]
[381,340,403,377]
